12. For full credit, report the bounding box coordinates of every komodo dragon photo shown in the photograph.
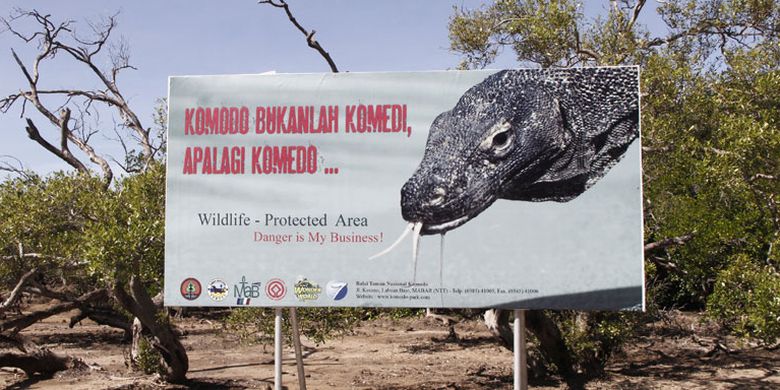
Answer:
[371,67,639,275]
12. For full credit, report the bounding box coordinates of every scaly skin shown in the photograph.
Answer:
[400,67,640,235]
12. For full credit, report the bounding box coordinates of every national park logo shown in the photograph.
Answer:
[180,278,202,300]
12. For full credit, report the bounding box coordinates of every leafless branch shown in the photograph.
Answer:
[58,108,73,155]
[0,289,107,335]
[24,118,88,172]
[0,269,39,316]
[642,145,673,153]
[644,233,695,253]
[2,9,155,183]
[34,89,123,106]
[573,24,601,63]
[625,0,646,33]
[108,122,141,174]
[68,306,131,337]
[109,37,137,84]
[259,0,339,72]
[705,146,735,156]
[641,18,766,51]
[0,155,35,180]
[10,49,35,86]
[750,173,777,181]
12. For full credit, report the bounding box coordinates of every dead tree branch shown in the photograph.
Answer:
[0,289,107,336]
[24,116,89,173]
[0,334,29,352]
[0,269,132,337]
[0,155,35,180]
[0,268,39,316]
[0,349,84,378]
[1,9,159,184]
[642,145,673,153]
[259,0,339,72]
[68,306,132,340]
[625,0,646,33]
[573,24,601,64]
[750,173,777,181]
[644,233,695,253]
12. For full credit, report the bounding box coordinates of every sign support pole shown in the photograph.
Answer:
[514,309,528,390]
[289,308,307,390]
[274,307,283,390]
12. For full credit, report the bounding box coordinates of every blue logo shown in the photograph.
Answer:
[325,281,348,301]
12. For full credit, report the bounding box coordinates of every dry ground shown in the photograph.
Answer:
[1,310,778,389]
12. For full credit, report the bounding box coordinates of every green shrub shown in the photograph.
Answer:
[136,336,164,375]
[225,307,365,346]
[708,254,780,344]
[555,311,642,378]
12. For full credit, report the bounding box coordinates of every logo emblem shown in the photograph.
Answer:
[266,278,286,300]
[234,276,261,305]
[207,279,229,301]
[325,281,348,301]
[180,278,202,300]
[294,278,322,301]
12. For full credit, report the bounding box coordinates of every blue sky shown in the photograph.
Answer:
[0,1,663,176]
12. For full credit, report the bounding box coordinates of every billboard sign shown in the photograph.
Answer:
[165,67,644,310]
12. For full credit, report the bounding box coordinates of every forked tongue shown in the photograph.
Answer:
[368,221,426,282]
[412,222,422,281]
[368,222,415,260]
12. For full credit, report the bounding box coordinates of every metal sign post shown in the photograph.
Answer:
[274,307,283,390]
[514,309,528,390]
[289,308,307,390]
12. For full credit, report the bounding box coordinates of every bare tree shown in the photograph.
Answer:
[0,9,186,383]
[0,9,163,187]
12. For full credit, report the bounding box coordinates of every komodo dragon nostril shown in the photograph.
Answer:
[427,187,446,206]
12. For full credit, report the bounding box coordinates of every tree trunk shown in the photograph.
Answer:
[525,311,585,389]
[484,309,585,389]
[113,277,188,383]
[0,349,82,377]
[483,309,512,349]
[130,317,143,364]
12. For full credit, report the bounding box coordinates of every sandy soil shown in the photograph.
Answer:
[1,311,778,389]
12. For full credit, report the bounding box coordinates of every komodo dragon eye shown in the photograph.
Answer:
[479,119,514,157]
[492,130,510,148]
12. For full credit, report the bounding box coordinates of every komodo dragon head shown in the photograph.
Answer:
[400,67,640,235]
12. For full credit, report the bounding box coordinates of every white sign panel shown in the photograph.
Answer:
[165,68,644,310]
